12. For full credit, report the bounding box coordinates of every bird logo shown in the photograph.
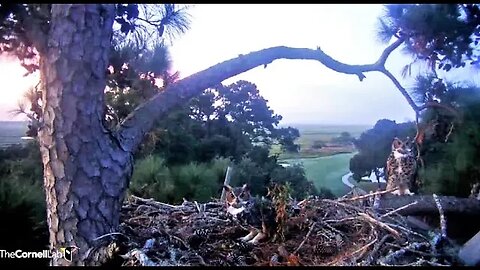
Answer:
[60,246,79,262]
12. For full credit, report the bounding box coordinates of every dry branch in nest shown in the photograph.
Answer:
[111,192,475,266]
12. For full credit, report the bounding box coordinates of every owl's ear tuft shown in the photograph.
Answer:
[392,137,402,150]
[223,185,233,192]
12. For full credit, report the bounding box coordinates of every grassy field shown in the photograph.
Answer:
[293,124,371,149]
[283,152,356,197]
[274,124,371,159]
[0,121,28,148]
[276,124,372,197]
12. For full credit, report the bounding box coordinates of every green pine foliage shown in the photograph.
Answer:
[129,156,229,203]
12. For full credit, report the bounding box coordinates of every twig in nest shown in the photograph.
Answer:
[338,187,399,202]
[358,213,401,239]
[319,221,345,237]
[297,199,308,207]
[174,235,190,249]
[126,214,151,224]
[324,217,357,224]
[93,232,128,242]
[322,199,365,213]
[351,237,378,259]
[385,242,433,257]
[206,216,230,223]
[363,234,392,265]
[444,122,454,143]
[194,201,206,216]
[379,201,418,219]
[432,194,447,238]
[130,195,180,209]
[383,222,430,242]
[294,222,316,254]
[379,242,430,265]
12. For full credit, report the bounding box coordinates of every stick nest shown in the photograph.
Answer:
[112,191,462,266]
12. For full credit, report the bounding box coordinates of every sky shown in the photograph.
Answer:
[168,4,418,126]
[0,4,478,125]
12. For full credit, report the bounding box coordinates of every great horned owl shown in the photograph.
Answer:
[386,137,417,196]
[222,184,276,245]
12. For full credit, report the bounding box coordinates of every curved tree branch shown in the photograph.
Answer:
[374,37,405,67]
[113,46,373,152]
[114,37,458,154]
[114,44,396,152]
[379,68,420,112]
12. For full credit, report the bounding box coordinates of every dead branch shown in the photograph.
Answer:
[444,122,455,143]
[378,194,480,216]
[363,235,392,265]
[380,201,418,219]
[385,242,434,257]
[383,222,430,242]
[339,187,398,202]
[130,195,180,209]
[379,242,430,266]
[352,237,378,258]
[358,213,401,239]
[294,222,316,254]
[322,199,366,213]
[433,194,447,238]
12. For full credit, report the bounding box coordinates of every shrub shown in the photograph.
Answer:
[270,164,316,199]
[230,157,269,196]
[231,151,318,200]
[311,140,325,149]
[130,156,228,203]
[170,162,219,202]
[0,176,48,251]
[129,155,175,202]
[0,141,47,252]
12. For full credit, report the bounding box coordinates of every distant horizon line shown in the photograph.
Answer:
[0,119,401,127]
[279,122,376,127]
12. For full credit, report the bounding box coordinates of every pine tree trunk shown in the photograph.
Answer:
[38,4,131,265]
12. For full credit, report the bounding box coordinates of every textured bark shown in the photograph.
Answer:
[378,195,480,216]
[38,4,131,265]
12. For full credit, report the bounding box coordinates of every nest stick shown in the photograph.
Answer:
[338,187,399,202]
[383,222,430,241]
[379,201,418,219]
[294,222,316,254]
[323,199,365,212]
[432,194,447,238]
[358,213,401,239]
[364,234,392,265]
[352,237,378,260]
[93,232,127,242]
[444,122,454,143]
[385,242,432,257]
[131,194,180,209]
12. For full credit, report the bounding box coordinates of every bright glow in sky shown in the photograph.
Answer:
[0,56,39,121]
[1,4,477,125]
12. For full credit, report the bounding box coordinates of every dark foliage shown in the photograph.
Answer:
[349,119,416,181]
